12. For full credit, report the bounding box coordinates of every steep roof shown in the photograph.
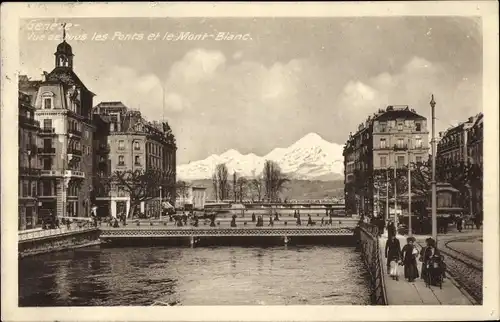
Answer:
[46,67,95,96]
[374,109,426,122]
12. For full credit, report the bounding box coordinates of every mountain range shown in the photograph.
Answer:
[177,133,344,181]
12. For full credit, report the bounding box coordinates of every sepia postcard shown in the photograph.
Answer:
[1,2,499,321]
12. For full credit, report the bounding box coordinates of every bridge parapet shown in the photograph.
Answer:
[99,226,355,238]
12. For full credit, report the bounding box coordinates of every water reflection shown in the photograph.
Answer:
[19,245,370,306]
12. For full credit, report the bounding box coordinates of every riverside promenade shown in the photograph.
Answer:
[380,235,474,305]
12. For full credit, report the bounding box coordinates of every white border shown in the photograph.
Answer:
[1,2,499,321]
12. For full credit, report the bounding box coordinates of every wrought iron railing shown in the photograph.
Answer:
[18,224,96,242]
[357,222,387,305]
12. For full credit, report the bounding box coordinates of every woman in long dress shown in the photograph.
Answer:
[401,237,419,282]
[385,235,402,280]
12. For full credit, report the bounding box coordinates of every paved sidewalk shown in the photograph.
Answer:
[380,236,472,305]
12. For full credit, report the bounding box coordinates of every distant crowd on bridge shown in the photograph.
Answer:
[101,208,347,229]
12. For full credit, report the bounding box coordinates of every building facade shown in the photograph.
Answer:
[467,113,483,220]
[93,102,177,218]
[18,91,42,230]
[176,186,207,210]
[436,113,483,217]
[19,39,95,220]
[343,106,429,217]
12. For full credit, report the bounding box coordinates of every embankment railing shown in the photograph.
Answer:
[357,222,388,305]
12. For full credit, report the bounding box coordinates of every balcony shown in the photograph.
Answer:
[393,144,408,151]
[68,149,83,156]
[19,167,41,176]
[98,144,110,154]
[39,128,56,135]
[68,128,82,137]
[38,147,56,154]
[40,170,62,177]
[65,170,85,178]
[19,115,40,128]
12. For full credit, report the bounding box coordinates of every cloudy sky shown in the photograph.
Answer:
[19,17,482,164]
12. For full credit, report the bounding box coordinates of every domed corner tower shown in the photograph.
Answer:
[54,40,74,69]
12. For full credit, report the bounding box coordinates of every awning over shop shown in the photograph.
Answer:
[162,202,174,209]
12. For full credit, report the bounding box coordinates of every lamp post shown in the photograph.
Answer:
[430,94,438,243]
[407,138,412,237]
[394,160,398,230]
[385,168,389,223]
[159,185,163,221]
[466,156,474,218]
[27,149,32,228]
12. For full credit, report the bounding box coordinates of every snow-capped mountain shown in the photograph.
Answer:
[177,133,344,181]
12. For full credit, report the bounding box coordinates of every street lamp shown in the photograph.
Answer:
[159,185,163,221]
[394,160,398,231]
[466,156,474,218]
[407,138,413,237]
[430,94,438,243]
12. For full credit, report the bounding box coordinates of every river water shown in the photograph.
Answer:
[19,245,370,306]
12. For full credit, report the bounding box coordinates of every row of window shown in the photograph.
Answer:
[117,155,142,166]
[19,180,37,197]
[379,137,423,149]
[379,155,423,168]
[39,156,82,171]
[118,140,141,150]
[43,95,80,113]
[377,120,423,132]
[40,119,90,138]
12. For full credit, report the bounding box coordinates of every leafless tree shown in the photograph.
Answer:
[215,163,230,201]
[111,169,173,222]
[176,180,190,199]
[250,175,263,202]
[233,172,237,203]
[263,160,289,202]
[236,177,248,202]
[212,172,218,201]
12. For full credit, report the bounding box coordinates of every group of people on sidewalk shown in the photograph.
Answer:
[385,231,446,286]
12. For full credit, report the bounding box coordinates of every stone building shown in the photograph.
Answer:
[18,91,42,230]
[175,186,207,210]
[343,106,429,217]
[436,113,483,217]
[467,113,483,220]
[19,39,95,219]
[92,101,177,218]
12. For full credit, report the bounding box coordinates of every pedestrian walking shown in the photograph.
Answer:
[268,216,274,227]
[321,217,325,226]
[252,213,256,222]
[387,220,396,240]
[456,214,463,232]
[306,215,314,226]
[385,235,401,280]
[401,237,419,282]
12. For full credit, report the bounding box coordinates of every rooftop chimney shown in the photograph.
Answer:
[468,117,474,123]
[439,132,443,137]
